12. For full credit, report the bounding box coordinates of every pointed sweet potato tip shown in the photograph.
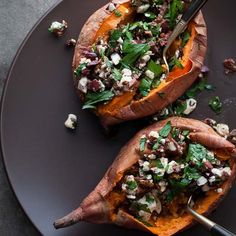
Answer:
[73,0,207,127]
[54,117,236,235]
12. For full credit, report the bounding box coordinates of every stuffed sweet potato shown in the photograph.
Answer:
[73,0,207,127]
[54,117,236,236]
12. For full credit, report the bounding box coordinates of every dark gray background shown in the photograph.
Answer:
[0,1,58,235]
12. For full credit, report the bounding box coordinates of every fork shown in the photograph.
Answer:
[187,195,236,236]
[163,0,208,74]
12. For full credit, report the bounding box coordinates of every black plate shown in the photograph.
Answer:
[1,0,236,235]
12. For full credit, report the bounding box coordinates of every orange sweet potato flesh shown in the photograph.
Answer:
[54,117,236,235]
[73,0,207,127]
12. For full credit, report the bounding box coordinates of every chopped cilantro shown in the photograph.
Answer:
[184,166,201,180]
[209,96,222,114]
[146,194,155,204]
[186,144,207,167]
[168,0,184,29]
[174,100,187,115]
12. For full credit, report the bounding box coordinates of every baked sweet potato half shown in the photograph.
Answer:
[54,117,236,236]
[73,0,207,127]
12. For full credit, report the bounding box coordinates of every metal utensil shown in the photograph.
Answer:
[187,195,236,236]
[163,0,208,74]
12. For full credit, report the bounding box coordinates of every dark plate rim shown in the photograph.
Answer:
[0,0,63,234]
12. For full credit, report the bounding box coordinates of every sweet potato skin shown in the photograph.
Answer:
[54,117,236,236]
[73,1,207,127]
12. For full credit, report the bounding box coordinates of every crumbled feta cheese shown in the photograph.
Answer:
[160,108,169,117]
[117,37,124,44]
[108,3,116,12]
[127,194,136,200]
[149,131,159,139]
[146,174,152,180]
[49,21,63,30]
[138,210,151,221]
[223,167,232,176]
[167,142,176,152]
[151,167,165,176]
[111,53,121,65]
[158,180,167,192]
[78,77,88,93]
[80,57,91,64]
[119,68,133,87]
[160,138,166,145]
[209,175,216,183]
[183,98,197,115]
[216,123,230,137]
[216,188,223,193]
[160,157,168,168]
[197,176,208,186]
[211,167,231,177]
[167,161,180,174]
[148,154,156,160]
[142,161,150,172]
[159,73,166,81]
[64,114,77,130]
[137,4,150,13]
[175,49,180,59]
[126,175,135,182]
[145,70,155,79]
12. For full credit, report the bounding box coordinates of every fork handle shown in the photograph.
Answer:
[211,224,236,236]
[182,0,208,23]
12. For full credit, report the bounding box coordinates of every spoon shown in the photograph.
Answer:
[163,0,208,74]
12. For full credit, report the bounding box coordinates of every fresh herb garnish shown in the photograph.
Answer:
[181,31,190,47]
[109,29,122,47]
[186,79,214,98]
[147,60,163,78]
[209,96,222,114]
[74,63,87,77]
[139,77,152,97]
[127,181,138,190]
[144,11,157,20]
[122,42,150,66]
[168,0,184,28]
[114,9,122,17]
[169,56,183,71]
[140,136,147,152]
[159,121,172,137]
[112,68,122,81]
[174,100,187,115]
[83,90,114,109]
[186,143,207,167]
[184,166,201,180]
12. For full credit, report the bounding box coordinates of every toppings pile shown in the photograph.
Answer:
[115,121,232,225]
[75,0,192,109]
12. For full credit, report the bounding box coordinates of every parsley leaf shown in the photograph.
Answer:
[209,96,222,114]
[74,63,87,77]
[168,0,184,29]
[169,55,183,71]
[112,68,122,81]
[83,90,114,109]
[140,136,147,152]
[147,60,163,77]
[159,121,172,137]
[181,31,190,47]
[139,77,152,97]
[122,42,150,66]
[114,9,122,17]
[109,29,122,48]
